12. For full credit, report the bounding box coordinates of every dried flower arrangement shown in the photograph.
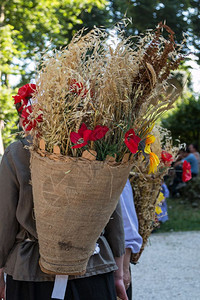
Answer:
[129,126,173,263]
[12,21,186,275]
[14,21,184,168]
[130,125,192,264]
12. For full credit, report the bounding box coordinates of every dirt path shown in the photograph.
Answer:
[131,231,200,300]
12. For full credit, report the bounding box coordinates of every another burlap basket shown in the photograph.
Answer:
[31,151,132,275]
[130,172,161,264]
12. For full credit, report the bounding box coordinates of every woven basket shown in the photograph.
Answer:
[31,151,132,275]
[130,172,161,264]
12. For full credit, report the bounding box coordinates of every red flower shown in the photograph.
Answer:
[70,123,92,149]
[21,105,33,118]
[70,123,109,149]
[70,79,88,98]
[90,125,109,141]
[18,84,36,104]
[13,94,23,105]
[182,160,192,182]
[12,84,37,115]
[21,105,43,132]
[161,150,173,166]
[22,118,37,132]
[124,129,141,154]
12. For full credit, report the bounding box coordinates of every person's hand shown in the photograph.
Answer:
[114,277,128,300]
[0,269,5,300]
[114,256,128,300]
[122,248,131,291]
[123,267,131,290]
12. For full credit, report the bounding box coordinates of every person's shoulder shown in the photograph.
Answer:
[187,153,196,159]
[5,140,23,152]
[190,153,198,160]
[4,138,30,157]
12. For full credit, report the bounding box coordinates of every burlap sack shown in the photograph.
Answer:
[31,151,132,275]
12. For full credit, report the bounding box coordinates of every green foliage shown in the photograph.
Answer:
[161,95,200,147]
[62,4,111,42]
[157,197,200,232]
[0,87,18,148]
[190,0,200,61]
[110,0,200,60]
[0,24,22,85]
[0,0,108,147]
[95,140,120,161]
[182,176,200,204]
[2,0,108,55]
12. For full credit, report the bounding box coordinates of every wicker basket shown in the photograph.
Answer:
[31,151,132,275]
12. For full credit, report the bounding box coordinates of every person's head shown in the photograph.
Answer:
[178,148,189,158]
[177,148,186,158]
[188,143,199,153]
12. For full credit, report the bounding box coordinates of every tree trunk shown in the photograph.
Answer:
[0,120,4,156]
[0,3,5,87]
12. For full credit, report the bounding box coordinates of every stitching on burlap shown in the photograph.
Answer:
[109,167,113,201]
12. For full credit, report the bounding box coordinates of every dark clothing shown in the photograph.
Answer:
[126,282,132,300]
[6,272,117,300]
[170,165,183,196]
[0,138,125,297]
[192,173,197,178]
[125,267,132,300]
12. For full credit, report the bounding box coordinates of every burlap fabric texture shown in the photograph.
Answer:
[31,151,132,275]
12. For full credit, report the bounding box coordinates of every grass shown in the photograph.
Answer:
[156,197,200,232]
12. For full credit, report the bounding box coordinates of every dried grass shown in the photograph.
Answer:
[130,172,162,264]
[130,125,181,263]
[30,21,184,161]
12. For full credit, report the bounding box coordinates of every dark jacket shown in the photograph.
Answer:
[0,139,125,281]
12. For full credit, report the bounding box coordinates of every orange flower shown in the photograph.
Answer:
[144,134,156,154]
[146,134,156,145]
[148,152,160,174]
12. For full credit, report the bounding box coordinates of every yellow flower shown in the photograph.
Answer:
[146,134,156,145]
[157,191,165,204]
[155,191,165,214]
[143,133,159,174]
[145,144,151,154]
[148,152,160,174]
[155,206,163,215]
[144,134,156,154]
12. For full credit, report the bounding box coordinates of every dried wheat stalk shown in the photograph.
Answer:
[30,22,184,160]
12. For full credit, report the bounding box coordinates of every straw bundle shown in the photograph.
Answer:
[130,172,162,264]
[129,125,180,263]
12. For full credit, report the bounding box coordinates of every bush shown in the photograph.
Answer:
[181,176,200,205]
[161,95,200,148]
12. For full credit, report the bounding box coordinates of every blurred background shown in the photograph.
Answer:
[0,0,200,230]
